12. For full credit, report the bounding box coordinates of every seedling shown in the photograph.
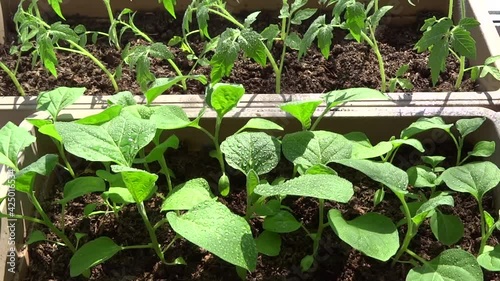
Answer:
[182,0,317,93]
[0,60,25,96]
[302,0,393,91]
[388,64,414,92]
[14,0,120,92]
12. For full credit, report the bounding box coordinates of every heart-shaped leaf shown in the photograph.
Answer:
[0,122,36,170]
[279,100,322,130]
[59,176,106,205]
[37,87,86,120]
[111,166,158,203]
[162,178,215,211]
[70,237,122,277]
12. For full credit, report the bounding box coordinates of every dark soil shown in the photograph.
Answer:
[21,138,500,281]
[0,10,476,96]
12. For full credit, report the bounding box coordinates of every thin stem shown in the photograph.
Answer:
[1,213,47,225]
[447,132,462,166]
[454,56,466,90]
[310,107,330,131]
[153,218,169,230]
[102,0,121,50]
[448,0,454,19]
[313,199,326,256]
[122,244,152,250]
[162,235,179,254]
[29,193,76,252]
[214,117,225,173]
[0,61,25,96]
[374,0,379,12]
[55,141,76,178]
[361,31,386,92]
[276,1,290,94]
[478,201,487,254]
[405,249,429,265]
[166,59,187,90]
[139,149,150,171]
[158,157,173,193]
[392,195,414,267]
[137,202,165,263]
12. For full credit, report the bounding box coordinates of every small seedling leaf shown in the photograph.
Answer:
[36,87,85,120]
[206,83,245,117]
[254,199,281,216]
[26,230,46,245]
[407,166,437,188]
[135,135,179,164]
[111,166,158,203]
[237,118,284,133]
[254,174,353,202]
[450,26,476,59]
[279,100,323,130]
[456,117,485,139]
[76,106,123,125]
[103,187,135,204]
[390,138,425,152]
[0,122,36,170]
[345,132,393,159]
[239,29,267,66]
[263,210,301,233]
[478,245,500,271]
[167,200,257,271]
[150,105,192,130]
[430,212,464,246]
[255,230,281,256]
[145,75,207,105]
[468,141,495,158]
[305,164,337,175]
[300,255,315,272]
[162,178,215,211]
[59,177,106,205]
[400,117,452,139]
[15,154,59,193]
[328,209,399,261]
[412,194,454,225]
[221,132,281,175]
[70,237,122,277]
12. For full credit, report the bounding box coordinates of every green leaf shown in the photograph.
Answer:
[221,132,281,175]
[428,38,449,86]
[236,118,283,133]
[56,114,156,166]
[167,200,257,271]
[48,0,65,19]
[26,230,46,245]
[284,32,301,50]
[37,124,61,143]
[150,105,192,130]
[107,91,137,106]
[263,210,301,233]
[206,83,245,117]
[345,2,366,43]
[407,166,438,188]
[328,209,399,261]
[458,18,480,31]
[260,24,280,50]
[412,194,454,225]
[300,255,314,272]
[244,11,261,28]
[76,106,123,125]
[218,173,230,197]
[317,24,334,58]
[456,117,485,139]
[161,178,215,211]
[111,166,158,203]
[451,26,476,59]
[477,244,500,271]
[291,8,317,25]
[468,141,495,158]
[135,135,179,164]
[400,117,452,139]
[440,161,500,200]
[254,174,353,203]
[160,0,177,18]
[279,100,322,130]
[345,132,392,159]
[254,199,281,216]
[373,188,385,207]
[0,122,36,170]
[15,154,59,193]
[406,248,483,281]
[480,65,500,80]
[299,15,324,59]
[305,164,337,175]
[59,177,106,205]
[102,187,135,204]
[430,212,464,246]
[390,138,425,152]
[484,211,495,229]
[37,87,86,120]
[145,75,207,105]
[239,29,267,66]
[323,88,387,109]
[70,237,122,277]
[210,29,240,83]
[39,37,58,77]
[422,156,446,167]
[282,131,352,171]
[255,230,281,256]
[369,5,392,29]
[334,159,408,195]
[414,18,453,52]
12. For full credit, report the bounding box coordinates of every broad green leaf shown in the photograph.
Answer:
[422,156,446,167]
[428,38,449,86]
[261,24,280,50]
[220,132,281,175]
[390,138,425,152]
[317,24,334,58]
[39,36,58,77]
[161,178,215,211]
[430,212,464,246]
[291,8,317,25]
[56,114,156,166]
[458,18,480,31]
[76,106,123,125]
[440,161,500,200]
[122,104,157,120]
[15,154,58,193]
[334,159,408,195]
[134,135,179,164]
[263,210,301,233]
[456,117,485,138]
[254,174,353,203]
[244,11,260,28]
[279,100,322,130]
[345,132,393,159]
[400,117,452,139]
[345,2,366,42]
[305,164,337,175]
[150,105,192,130]
[328,209,399,261]
[38,124,61,142]
[254,199,281,216]
[477,244,500,271]
[107,91,137,106]
[239,29,267,66]
[407,166,437,188]
[26,119,52,129]
[48,0,65,19]
[102,187,135,204]
[468,141,495,158]
[160,0,176,18]
[451,26,476,59]
[323,88,387,109]
[26,230,46,245]
[412,194,454,225]
[414,18,453,52]
[236,118,284,134]
[145,75,207,105]
[37,87,86,120]
[284,32,301,50]
[0,122,36,170]
[96,170,125,189]
[59,177,106,205]
[167,200,257,271]
[282,131,352,171]
[369,5,392,29]
[70,237,122,277]
[210,30,240,83]
[255,230,281,256]
[111,166,158,203]
[206,83,245,117]
[406,249,483,281]
[480,65,500,80]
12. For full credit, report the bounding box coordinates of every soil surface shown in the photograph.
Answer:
[22,137,500,281]
[0,10,476,96]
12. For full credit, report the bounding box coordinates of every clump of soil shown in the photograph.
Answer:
[0,10,476,96]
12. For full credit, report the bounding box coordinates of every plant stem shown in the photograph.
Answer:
[392,194,414,267]
[454,56,466,90]
[55,141,76,178]
[313,199,326,255]
[29,193,76,252]
[361,31,386,92]
[122,244,152,250]
[2,213,47,225]
[447,132,462,166]
[213,116,226,173]
[158,157,173,193]
[478,201,487,254]
[448,0,454,19]
[102,0,121,50]
[137,202,166,263]
[276,2,290,95]
[0,61,25,96]
[405,249,428,265]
